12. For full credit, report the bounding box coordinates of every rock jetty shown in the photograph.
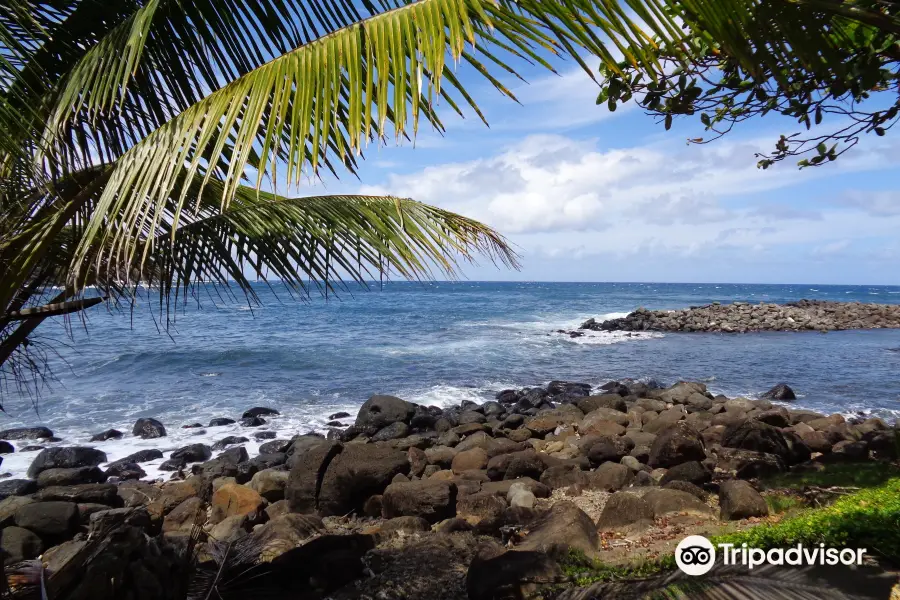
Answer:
[581,299,900,333]
[0,380,897,599]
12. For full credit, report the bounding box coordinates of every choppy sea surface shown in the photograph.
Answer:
[2,281,900,480]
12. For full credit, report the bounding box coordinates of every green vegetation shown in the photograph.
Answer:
[764,493,804,515]
[761,461,900,491]
[597,1,900,170]
[714,477,900,562]
[558,549,675,587]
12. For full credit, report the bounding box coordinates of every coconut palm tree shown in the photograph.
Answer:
[1,0,897,399]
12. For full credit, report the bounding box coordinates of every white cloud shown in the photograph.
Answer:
[360,132,900,265]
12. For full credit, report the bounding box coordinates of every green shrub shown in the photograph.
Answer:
[715,477,900,561]
[761,461,900,490]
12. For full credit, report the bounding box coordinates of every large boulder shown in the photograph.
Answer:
[132,417,166,439]
[211,483,267,524]
[719,480,769,520]
[576,395,627,414]
[170,443,212,464]
[588,462,633,492]
[452,448,489,474]
[317,444,409,516]
[89,429,123,442]
[456,492,507,532]
[0,479,38,501]
[517,501,599,557]
[596,492,654,530]
[381,480,457,523]
[243,407,280,419]
[648,422,706,468]
[354,395,414,433]
[106,449,162,467]
[0,427,53,440]
[0,526,43,564]
[586,436,635,465]
[162,497,205,533]
[466,548,562,600]
[249,469,290,502]
[27,447,107,478]
[722,420,793,460]
[641,488,714,520]
[286,439,343,513]
[761,383,796,401]
[36,467,106,488]
[714,447,786,479]
[191,446,249,479]
[35,484,119,506]
[658,461,710,487]
[252,514,326,562]
[658,382,707,405]
[14,501,79,538]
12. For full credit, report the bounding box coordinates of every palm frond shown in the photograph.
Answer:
[69,0,688,288]
[141,189,518,316]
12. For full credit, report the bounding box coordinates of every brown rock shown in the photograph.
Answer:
[452,448,489,474]
[382,480,457,523]
[210,483,266,525]
[456,491,507,532]
[517,501,599,557]
[162,497,204,533]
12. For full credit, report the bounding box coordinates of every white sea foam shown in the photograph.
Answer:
[564,330,664,345]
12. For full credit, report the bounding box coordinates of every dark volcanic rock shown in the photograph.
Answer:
[722,420,793,461]
[27,447,108,478]
[719,479,769,520]
[0,479,38,500]
[36,467,106,487]
[0,427,53,441]
[287,439,343,513]
[0,525,43,564]
[89,429,123,442]
[260,439,293,455]
[170,443,212,463]
[132,418,166,439]
[35,484,119,505]
[329,412,351,420]
[106,449,162,468]
[14,501,78,538]
[0,441,13,454]
[317,444,409,516]
[517,501,599,556]
[208,417,236,427]
[354,395,414,433]
[254,431,277,441]
[466,548,562,600]
[596,492,654,530]
[211,436,249,451]
[192,446,249,479]
[648,422,706,468]
[761,383,797,400]
[104,462,146,480]
[242,407,280,418]
[658,461,711,487]
[240,416,266,427]
[381,480,457,523]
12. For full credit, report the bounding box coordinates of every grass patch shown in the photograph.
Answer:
[761,461,900,491]
[764,493,804,514]
[714,476,900,562]
[558,549,674,587]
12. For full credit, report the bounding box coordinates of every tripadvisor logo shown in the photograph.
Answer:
[676,535,866,576]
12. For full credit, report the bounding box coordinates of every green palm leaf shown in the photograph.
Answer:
[68,0,688,289]
[145,189,518,311]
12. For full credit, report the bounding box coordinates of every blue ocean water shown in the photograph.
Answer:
[2,281,900,479]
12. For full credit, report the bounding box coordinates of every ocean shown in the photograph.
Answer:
[2,281,900,480]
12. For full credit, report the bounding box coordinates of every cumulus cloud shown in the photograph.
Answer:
[359,132,900,268]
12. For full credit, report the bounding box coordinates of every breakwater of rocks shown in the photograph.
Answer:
[581,300,900,333]
[0,379,897,599]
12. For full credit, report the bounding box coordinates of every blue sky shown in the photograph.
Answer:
[303,53,900,285]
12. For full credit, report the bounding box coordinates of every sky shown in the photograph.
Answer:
[301,52,900,286]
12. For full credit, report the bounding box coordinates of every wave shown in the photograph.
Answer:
[564,330,664,345]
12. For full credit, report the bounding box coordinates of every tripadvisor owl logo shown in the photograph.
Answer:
[675,534,867,576]
[675,535,716,576]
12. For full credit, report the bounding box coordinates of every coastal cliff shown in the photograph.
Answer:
[581,300,900,333]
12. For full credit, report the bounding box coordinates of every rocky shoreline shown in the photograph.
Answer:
[580,300,900,333]
[0,379,898,599]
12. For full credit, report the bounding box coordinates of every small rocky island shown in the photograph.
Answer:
[0,379,897,599]
[581,300,900,333]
